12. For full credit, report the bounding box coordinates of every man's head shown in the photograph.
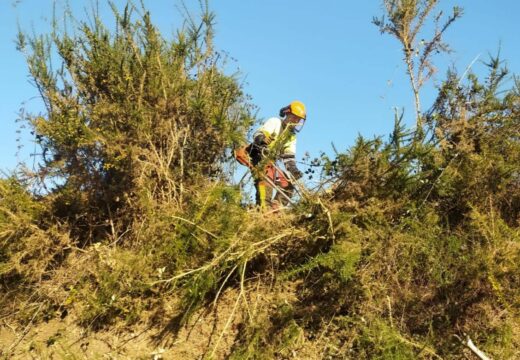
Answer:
[280,100,306,133]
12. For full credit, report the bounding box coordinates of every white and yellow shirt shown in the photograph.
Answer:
[253,117,296,158]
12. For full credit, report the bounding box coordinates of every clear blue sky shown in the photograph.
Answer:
[1,0,519,174]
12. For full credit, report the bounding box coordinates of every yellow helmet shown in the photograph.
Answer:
[289,100,306,119]
[280,100,307,119]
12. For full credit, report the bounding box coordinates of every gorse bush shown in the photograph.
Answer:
[3,0,254,334]
[425,58,520,226]
[0,177,71,285]
[16,1,254,243]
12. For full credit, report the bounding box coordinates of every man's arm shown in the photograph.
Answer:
[280,134,302,179]
[281,154,303,180]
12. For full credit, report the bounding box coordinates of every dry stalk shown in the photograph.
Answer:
[387,295,394,328]
[317,311,337,344]
[466,337,491,360]
[152,230,294,286]
[230,232,295,259]
[179,125,189,203]
[195,181,220,223]
[318,198,335,242]
[394,333,443,360]
[169,214,218,239]
[239,260,253,322]
[212,264,239,309]
[251,280,263,318]
[151,239,238,285]
[455,335,491,360]
[137,71,146,107]
[210,285,242,359]
[209,261,247,359]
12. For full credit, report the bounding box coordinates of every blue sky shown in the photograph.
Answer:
[1,0,519,174]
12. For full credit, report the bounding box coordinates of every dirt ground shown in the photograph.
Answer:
[0,278,329,359]
[0,289,244,360]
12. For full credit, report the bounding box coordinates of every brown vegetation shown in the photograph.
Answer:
[1,1,519,359]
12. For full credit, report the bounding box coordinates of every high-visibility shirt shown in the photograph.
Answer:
[253,117,296,158]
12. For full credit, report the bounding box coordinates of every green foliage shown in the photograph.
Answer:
[282,240,361,284]
[425,57,520,225]
[323,113,428,208]
[357,319,418,359]
[229,300,306,360]
[2,1,519,359]
[228,319,273,360]
[0,177,38,278]
[74,244,154,329]
[17,1,254,242]
[0,177,70,285]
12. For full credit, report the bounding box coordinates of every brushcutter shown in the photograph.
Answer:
[234,146,296,205]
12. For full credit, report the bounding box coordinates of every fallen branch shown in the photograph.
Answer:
[465,337,491,360]
[152,231,295,286]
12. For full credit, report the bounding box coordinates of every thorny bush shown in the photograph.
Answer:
[1,1,519,359]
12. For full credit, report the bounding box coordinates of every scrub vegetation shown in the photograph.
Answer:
[1,1,519,359]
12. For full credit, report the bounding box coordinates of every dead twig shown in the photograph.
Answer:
[455,335,491,360]
[209,262,246,359]
[5,302,44,357]
[318,198,335,242]
[170,215,218,239]
[212,264,239,309]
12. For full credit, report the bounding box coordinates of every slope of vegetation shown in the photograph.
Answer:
[1,1,519,359]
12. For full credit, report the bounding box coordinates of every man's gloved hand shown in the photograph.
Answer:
[254,133,276,159]
[285,160,303,180]
[291,168,303,180]
[254,133,273,146]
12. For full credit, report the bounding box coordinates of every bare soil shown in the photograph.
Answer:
[0,288,244,360]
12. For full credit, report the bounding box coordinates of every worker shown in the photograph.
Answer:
[246,100,306,209]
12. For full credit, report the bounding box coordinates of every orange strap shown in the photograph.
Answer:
[234,146,253,169]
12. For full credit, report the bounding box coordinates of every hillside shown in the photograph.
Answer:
[1,1,519,359]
